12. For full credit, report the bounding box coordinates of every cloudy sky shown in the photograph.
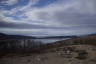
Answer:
[0,0,96,36]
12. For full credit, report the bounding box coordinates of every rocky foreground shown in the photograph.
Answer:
[0,45,96,64]
[0,34,96,64]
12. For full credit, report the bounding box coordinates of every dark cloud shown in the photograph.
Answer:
[0,0,96,36]
[0,0,7,2]
[0,20,69,29]
[0,21,45,29]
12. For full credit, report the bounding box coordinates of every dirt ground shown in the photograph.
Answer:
[0,45,96,64]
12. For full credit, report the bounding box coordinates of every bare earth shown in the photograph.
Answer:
[0,45,96,64]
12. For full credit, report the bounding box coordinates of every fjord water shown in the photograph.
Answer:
[35,38,70,43]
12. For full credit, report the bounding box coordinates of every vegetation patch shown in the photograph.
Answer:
[75,50,88,60]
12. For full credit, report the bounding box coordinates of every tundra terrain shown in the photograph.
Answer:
[0,34,96,64]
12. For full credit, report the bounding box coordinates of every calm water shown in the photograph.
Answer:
[35,38,70,43]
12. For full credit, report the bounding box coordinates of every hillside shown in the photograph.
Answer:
[0,33,77,40]
[36,35,77,39]
[0,33,36,40]
[32,34,96,53]
[0,34,96,64]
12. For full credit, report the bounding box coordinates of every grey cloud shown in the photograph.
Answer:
[0,20,69,29]
[0,0,18,6]
[0,0,96,36]
[0,21,43,29]
[53,12,96,25]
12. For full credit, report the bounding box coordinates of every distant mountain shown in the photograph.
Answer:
[0,33,78,40]
[0,33,7,36]
[37,36,78,39]
[0,33,36,40]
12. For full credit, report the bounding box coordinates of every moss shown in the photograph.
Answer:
[75,50,88,60]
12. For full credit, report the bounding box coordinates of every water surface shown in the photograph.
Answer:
[35,38,70,43]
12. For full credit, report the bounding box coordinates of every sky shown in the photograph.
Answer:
[0,0,96,36]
